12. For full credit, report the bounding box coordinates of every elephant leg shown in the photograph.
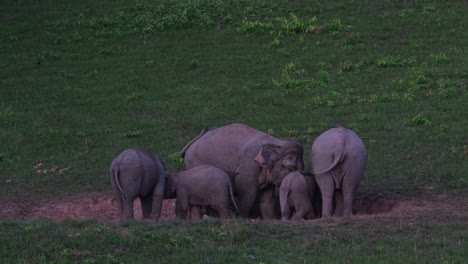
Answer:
[235,177,258,218]
[150,178,166,220]
[140,195,153,219]
[175,191,189,220]
[281,202,292,220]
[341,178,359,217]
[190,206,202,220]
[315,173,334,218]
[122,197,135,220]
[257,188,278,219]
[113,189,124,220]
[216,204,232,219]
[334,191,344,217]
[342,160,365,217]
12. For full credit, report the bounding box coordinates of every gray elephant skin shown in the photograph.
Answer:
[181,123,304,219]
[109,148,166,220]
[165,165,239,220]
[279,171,321,220]
[311,125,367,217]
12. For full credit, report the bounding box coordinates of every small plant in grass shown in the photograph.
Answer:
[412,113,430,126]
[35,50,61,65]
[145,60,154,66]
[82,257,96,264]
[0,106,14,120]
[402,92,414,102]
[368,94,378,103]
[399,9,415,17]
[100,48,113,55]
[190,58,200,68]
[273,62,313,94]
[0,153,8,162]
[344,32,361,47]
[340,60,354,72]
[422,5,436,15]
[449,177,466,188]
[439,124,448,136]
[408,70,431,91]
[127,92,143,102]
[271,34,282,46]
[273,79,311,94]
[282,62,305,79]
[241,17,273,32]
[275,13,317,35]
[168,151,184,168]
[375,56,417,68]
[436,80,457,98]
[327,100,336,108]
[104,253,118,263]
[430,52,448,63]
[72,32,82,41]
[121,130,142,138]
[281,128,299,138]
[317,70,330,85]
[325,18,343,36]
[359,114,370,122]
[312,96,323,107]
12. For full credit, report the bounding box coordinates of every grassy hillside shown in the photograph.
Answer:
[0,0,467,262]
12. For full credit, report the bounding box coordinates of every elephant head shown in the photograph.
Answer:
[255,140,304,187]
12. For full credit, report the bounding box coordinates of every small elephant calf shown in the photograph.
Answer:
[109,148,166,220]
[279,171,321,220]
[165,165,239,220]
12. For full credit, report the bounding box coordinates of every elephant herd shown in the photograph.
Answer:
[109,123,367,221]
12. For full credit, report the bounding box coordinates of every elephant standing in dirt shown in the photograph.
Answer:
[109,148,166,220]
[311,125,367,217]
[165,165,239,220]
[279,171,321,220]
[181,123,304,219]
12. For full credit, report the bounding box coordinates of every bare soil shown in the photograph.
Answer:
[0,193,439,221]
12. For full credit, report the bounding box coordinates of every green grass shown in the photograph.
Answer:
[1,208,467,263]
[0,0,467,262]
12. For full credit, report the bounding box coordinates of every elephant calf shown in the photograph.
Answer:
[109,148,166,220]
[165,165,239,220]
[279,171,321,220]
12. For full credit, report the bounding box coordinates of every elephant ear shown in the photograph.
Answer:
[255,144,280,171]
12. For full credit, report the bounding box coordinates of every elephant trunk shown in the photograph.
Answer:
[164,174,177,199]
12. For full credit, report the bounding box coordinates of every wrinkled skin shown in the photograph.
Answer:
[279,171,321,220]
[165,165,239,220]
[109,148,166,220]
[181,123,304,219]
[311,125,367,217]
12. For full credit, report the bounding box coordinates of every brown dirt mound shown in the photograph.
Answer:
[0,194,430,221]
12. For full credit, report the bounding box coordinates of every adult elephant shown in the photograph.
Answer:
[311,125,367,217]
[180,123,304,219]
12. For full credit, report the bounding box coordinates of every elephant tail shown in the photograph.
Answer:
[180,128,209,158]
[279,187,289,219]
[112,167,127,201]
[228,180,240,215]
[313,127,346,175]
[313,154,342,175]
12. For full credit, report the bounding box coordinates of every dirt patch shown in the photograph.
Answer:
[0,194,176,221]
[0,193,431,221]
